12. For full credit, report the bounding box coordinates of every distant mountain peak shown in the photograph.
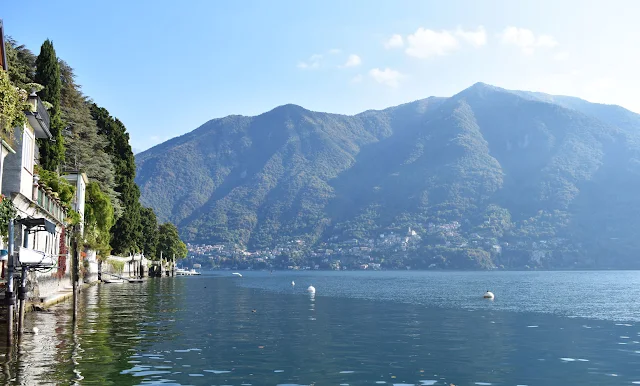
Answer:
[267,103,310,114]
[136,82,640,270]
[463,82,505,95]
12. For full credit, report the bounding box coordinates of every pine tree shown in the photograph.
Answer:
[59,60,121,216]
[4,37,36,89]
[34,39,64,171]
[91,104,142,254]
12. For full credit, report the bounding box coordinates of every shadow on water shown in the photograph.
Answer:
[0,278,183,385]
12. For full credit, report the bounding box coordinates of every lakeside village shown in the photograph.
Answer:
[0,20,186,321]
[186,220,568,271]
[185,229,423,271]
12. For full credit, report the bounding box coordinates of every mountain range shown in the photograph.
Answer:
[135,82,640,269]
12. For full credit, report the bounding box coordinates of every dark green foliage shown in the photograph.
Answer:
[3,36,36,89]
[35,165,76,205]
[34,39,64,171]
[84,182,114,257]
[59,61,120,216]
[0,68,28,139]
[91,104,142,254]
[140,206,158,259]
[157,222,187,260]
[137,83,640,269]
[0,195,17,244]
[34,40,60,108]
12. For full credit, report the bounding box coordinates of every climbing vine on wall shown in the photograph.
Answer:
[0,194,16,244]
[56,227,67,278]
[0,69,28,142]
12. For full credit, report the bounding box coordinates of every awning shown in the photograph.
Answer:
[17,217,56,234]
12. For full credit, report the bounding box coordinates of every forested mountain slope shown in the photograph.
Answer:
[136,83,640,269]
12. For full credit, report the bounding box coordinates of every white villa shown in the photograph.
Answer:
[0,89,87,300]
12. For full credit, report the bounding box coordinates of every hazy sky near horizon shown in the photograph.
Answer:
[3,1,639,152]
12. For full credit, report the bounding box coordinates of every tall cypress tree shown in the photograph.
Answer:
[34,39,64,171]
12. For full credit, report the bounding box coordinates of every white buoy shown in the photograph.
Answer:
[307,285,316,294]
[32,327,39,335]
[483,291,495,299]
[291,281,295,286]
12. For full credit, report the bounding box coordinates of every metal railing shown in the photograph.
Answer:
[35,185,67,224]
[35,95,50,130]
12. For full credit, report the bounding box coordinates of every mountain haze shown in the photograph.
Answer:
[136,83,640,269]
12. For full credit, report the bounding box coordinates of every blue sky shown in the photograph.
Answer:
[3,1,639,152]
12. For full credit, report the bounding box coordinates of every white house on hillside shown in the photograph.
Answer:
[62,172,87,235]
[1,91,74,298]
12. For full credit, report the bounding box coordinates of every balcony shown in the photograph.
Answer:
[25,92,52,139]
[34,183,67,224]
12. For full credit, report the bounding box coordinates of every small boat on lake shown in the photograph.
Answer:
[103,278,124,284]
[176,267,201,276]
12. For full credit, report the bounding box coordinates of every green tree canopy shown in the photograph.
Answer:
[157,223,187,260]
[59,60,121,216]
[34,39,64,171]
[84,182,114,258]
[140,206,159,259]
[4,36,36,89]
[0,69,28,139]
[91,104,141,254]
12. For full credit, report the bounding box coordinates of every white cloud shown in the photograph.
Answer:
[350,74,363,84]
[297,54,323,69]
[500,27,535,47]
[328,48,342,54]
[500,27,559,54]
[554,51,570,61]
[536,34,558,48]
[455,26,487,47]
[405,28,459,58]
[369,67,403,87]
[343,54,362,67]
[384,34,404,49]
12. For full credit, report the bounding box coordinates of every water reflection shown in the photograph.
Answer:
[0,278,184,385]
[0,273,638,385]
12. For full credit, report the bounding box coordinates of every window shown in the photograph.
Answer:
[22,128,34,174]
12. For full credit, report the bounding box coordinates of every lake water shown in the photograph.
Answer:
[2,271,640,385]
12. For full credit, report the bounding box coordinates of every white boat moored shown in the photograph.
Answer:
[104,279,124,284]
[176,268,201,276]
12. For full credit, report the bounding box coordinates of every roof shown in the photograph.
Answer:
[17,217,56,234]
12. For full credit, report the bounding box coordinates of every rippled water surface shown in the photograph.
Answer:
[1,271,640,385]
